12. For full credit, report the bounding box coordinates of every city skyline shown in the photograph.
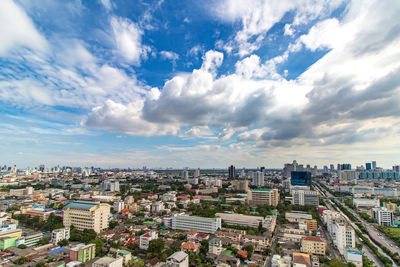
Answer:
[1,0,400,168]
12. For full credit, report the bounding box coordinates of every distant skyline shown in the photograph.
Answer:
[2,159,399,170]
[1,0,400,168]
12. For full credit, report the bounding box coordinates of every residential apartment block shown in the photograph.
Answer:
[247,189,279,206]
[63,201,110,233]
[301,236,326,255]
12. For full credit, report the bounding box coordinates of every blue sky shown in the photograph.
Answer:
[1,0,400,169]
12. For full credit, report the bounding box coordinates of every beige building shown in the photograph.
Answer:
[301,236,326,255]
[247,189,279,206]
[232,180,249,192]
[63,201,110,233]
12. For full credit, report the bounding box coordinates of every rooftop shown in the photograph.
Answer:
[64,201,100,210]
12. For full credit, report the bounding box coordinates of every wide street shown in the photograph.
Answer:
[314,183,398,266]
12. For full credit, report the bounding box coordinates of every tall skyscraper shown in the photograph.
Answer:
[252,171,264,187]
[194,169,200,178]
[366,163,372,170]
[228,165,236,179]
[330,164,335,172]
[372,161,377,169]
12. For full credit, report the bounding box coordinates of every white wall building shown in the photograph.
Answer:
[292,190,319,206]
[113,201,125,213]
[252,171,264,187]
[172,214,221,234]
[51,228,70,245]
[353,198,380,209]
[332,223,356,254]
[139,231,158,250]
[372,207,394,226]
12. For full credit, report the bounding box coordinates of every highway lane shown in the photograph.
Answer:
[314,183,396,266]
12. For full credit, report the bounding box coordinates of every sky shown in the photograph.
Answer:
[0,0,400,169]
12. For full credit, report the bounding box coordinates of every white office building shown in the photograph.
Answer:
[292,190,319,206]
[332,223,356,254]
[372,207,394,226]
[171,214,221,234]
[51,228,70,245]
[113,201,124,213]
[353,198,380,209]
[252,171,264,187]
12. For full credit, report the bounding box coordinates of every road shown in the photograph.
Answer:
[314,183,397,266]
[317,183,400,255]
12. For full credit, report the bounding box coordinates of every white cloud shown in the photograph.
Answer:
[110,16,150,65]
[0,0,48,56]
[100,0,113,11]
[84,99,179,136]
[212,0,345,56]
[160,51,179,62]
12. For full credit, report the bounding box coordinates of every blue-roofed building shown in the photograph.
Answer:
[63,201,111,233]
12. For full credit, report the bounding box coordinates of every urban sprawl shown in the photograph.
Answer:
[0,161,399,267]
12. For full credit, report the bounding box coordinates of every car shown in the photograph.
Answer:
[395,246,399,249]
[390,244,394,247]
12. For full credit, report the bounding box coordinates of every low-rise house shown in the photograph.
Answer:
[92,256,123,267]
[208,238,224,255]
[181,242,199,253]
[292,252,311,267]
[166,251,189,267]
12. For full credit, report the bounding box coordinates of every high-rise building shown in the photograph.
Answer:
[172,214,221,234]
[113,200,125,213]
[338,164,351,171]
[247,189,279,206]
[372,207,394,226]
[372,161,377,169]
[63,201,111,233]
[365,163,372,170]
[283,160,298,178]
[332,223,356,254]
[393,165,400,173]
[252,171,264,187]
[330,164,335,172]
[292,190,319,206]
[181,170,189,179]
[228,165,236,179]
[102,180,120,192]
[194,169,200,178]
[232,180,248,192]
[291,171,312,186]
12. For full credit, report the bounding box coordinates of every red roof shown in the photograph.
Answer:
[181,242,199,250]
[237,250,248,258]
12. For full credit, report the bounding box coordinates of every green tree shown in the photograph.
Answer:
[57,239,68,246]
[244,244,254,259]
[37,238,49,245]
[17,244,27,249]
[91,238,106,256]
[35,263,46,267]
[148,238,165,258]
[13,257,29,265]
